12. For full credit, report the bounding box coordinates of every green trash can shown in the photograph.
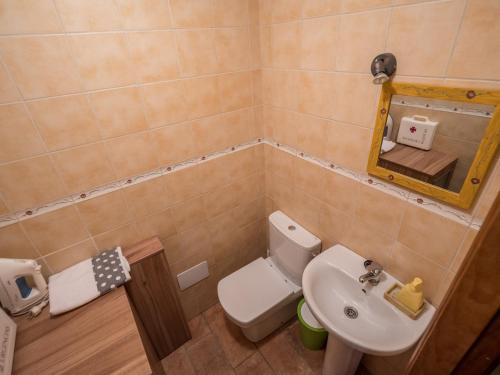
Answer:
[297,298,328,350]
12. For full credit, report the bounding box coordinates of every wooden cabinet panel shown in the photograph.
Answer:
[123,237,191,360]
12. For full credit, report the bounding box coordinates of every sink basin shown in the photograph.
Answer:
[302,245,436,374]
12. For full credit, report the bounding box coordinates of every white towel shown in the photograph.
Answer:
[381,139,396,154]
[49,247,131,315]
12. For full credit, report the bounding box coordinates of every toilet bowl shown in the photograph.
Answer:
[217,211,321,342]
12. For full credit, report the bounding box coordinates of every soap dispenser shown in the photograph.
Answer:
[396,277,424,313]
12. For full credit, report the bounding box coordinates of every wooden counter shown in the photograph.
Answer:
[13,287,151,375]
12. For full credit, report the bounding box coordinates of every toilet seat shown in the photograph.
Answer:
[217,257,301,327]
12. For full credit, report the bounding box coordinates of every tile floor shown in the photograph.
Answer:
[161,303,371,375]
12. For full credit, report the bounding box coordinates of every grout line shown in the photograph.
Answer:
[0,140,481,234]
[166,0,186,86]
[263,138,476,226]
[246,0,257,77]
[163,0,175,30]
[432,133,482,147]
[383,5,393,51]
[0,52,24,104]
[0,138,263,227]
[391,99,493,118]
[73,204,101,258]
[36,0,108,200]
[0,44,53,165]
[17,221,44,263]
[47,151,73,205]
[390,201,411,263]
[0,34,69,220]
[168,4,186,86]
[38,237,97,260]
[0,68,257,106]
[470,159,500,220]
[332,14,341,72]
[396,241,449,275]
[263,103,375,131]
[259,349,278,375]
[82,92,119,181]
[257,0,458,27]
[0,192,8,214]
[259,66,500,84]
[50,0,70,36]
[36,257,54,278]
[446,225,471,272]
[183,345,198,375]
[443,0,469,77]
[247,25,256,106]
[118,30,166,175]
[0,105,256,167]
[40,0,82,189]
[0,25,254,38]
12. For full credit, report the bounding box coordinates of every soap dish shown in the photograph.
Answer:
[384,283,426,320]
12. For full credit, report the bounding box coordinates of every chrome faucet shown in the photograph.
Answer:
[358,260,383,285]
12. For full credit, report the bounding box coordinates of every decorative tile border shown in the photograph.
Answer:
[0,138,263,229]
[0,137,481,230]
[391,95,493,118]
[263,138,477,228]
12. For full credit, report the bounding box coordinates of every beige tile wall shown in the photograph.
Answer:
[0,0,499,371]
[259,0,500,373]
[0,146,267,318]
[0,0,261,210]
[0,0,264,319]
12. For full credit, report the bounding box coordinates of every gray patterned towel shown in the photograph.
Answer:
[92,248,130,295]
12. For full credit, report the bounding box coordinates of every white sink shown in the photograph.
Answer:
[302,245,436,375]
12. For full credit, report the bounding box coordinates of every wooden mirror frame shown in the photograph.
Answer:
[367,82,500,209]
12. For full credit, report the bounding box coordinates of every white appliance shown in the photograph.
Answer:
[0,259,48,316]
[397,115,439,150]
[0,308,16,375]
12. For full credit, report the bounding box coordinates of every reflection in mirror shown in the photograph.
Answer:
[376,95,494,193]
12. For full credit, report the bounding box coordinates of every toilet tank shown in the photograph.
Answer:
[268,211,321,286]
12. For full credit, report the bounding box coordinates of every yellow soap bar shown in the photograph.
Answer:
[395,277,424,312]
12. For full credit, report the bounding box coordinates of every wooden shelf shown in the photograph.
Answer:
[378,144,458,188]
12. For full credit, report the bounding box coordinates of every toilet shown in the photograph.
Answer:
[217,211,321,342]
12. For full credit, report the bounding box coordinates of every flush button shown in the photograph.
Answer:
[288,225,296,231]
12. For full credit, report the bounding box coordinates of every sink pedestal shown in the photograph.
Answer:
[323,333,362,375]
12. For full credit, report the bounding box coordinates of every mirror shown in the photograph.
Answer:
[379,95,493,193]
[367,83,500,209]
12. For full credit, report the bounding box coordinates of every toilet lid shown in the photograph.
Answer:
[217,257,298,326]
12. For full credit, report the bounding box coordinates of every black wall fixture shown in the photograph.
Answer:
[371,53,397,84]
